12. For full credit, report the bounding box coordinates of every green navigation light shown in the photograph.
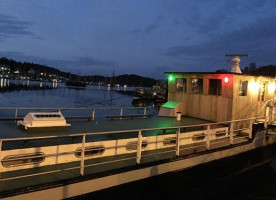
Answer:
[168,75,174,81]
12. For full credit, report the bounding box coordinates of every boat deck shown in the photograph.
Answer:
[0,116,220,139]
[0,116,236,197]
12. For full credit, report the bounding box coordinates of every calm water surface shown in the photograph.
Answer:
[0,84,133,108]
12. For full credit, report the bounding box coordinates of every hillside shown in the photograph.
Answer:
[0,57,157,87]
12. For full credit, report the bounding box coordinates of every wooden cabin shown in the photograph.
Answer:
[161,72,276,123]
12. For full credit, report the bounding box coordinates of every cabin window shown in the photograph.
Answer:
[75,146,105,158]
[163,137,176,146]
[258,82,266,101]
[2,153,45,168]
[126,141,148,151]
[191,78,203,94]
[208,79,222,95]
[176,78,186,92]
[192,133,206,141]
[239,81,248,96]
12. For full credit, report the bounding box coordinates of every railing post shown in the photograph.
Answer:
[15,108,18,119]
[206,124,211,150]
[0,140,2,189]
[271,106,275,123]
[264,107,268,128]
[80,135,86,176]
[89,108,95,121]
[176,127,180,156]
[248,119,253,139]
[120,108,123,119]
[136,130,142,164]
[143,107,147,118]
[269,102,273,123]
[230,122,234,145]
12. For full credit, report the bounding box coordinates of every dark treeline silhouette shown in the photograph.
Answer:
[0,57,157,87]
[243,65,276,77]
[215,64,276,77]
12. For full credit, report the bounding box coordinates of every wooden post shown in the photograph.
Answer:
[136,130,142,164]
[80,135,86,176]
[230,122,234,145]
[176,127,180,156]
[206,124,210,150]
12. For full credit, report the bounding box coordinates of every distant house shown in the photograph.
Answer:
[28,69,35,75]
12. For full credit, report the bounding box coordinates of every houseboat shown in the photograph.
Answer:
[0,56,276,199]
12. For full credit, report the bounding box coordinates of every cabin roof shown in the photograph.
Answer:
[164,72,274,78]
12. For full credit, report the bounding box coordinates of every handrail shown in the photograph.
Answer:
[0,106,157,121]
[0,115,264,185]
[0,116,264,142]
[258,98,276,117]
[0,106,151,110]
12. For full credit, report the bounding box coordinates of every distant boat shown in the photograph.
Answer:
[132,85,167,106]
[66,81,86,88]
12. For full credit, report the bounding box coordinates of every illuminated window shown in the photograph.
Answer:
[258,83,266,101]
[208,79,222,95]
[176,78,186,92]
[239,81,248,96]
[191,78,203,94]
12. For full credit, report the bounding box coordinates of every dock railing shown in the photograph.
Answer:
[0,106,156,121]
[0,115,267,188]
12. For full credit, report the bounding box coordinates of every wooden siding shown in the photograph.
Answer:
[167,73,275,123]
[168,74,233,122]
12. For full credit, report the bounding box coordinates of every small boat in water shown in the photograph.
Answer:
[132,85,167,105]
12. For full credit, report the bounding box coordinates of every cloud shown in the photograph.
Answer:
[0,14,40,39]
[130,29,141,33]
[144,24,159,33]
[165,14,276,58]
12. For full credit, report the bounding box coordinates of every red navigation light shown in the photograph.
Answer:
[224,77,229,83]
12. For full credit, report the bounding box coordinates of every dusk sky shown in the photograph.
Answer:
[0,0,275,78]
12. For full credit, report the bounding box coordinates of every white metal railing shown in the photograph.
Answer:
[0,115,266,185]
[0,106,156,120]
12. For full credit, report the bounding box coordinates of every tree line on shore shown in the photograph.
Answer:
[0,57,158,87]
